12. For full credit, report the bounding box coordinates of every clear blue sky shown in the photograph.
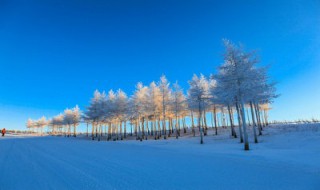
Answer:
[0,0,319,130]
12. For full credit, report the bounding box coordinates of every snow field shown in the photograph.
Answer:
[0,124,319,190]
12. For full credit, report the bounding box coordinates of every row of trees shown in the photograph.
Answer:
[26,106,81,137]
[26,116,47,135]
[26,40,277,150]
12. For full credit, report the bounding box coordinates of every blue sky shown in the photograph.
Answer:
[0,0,319,130]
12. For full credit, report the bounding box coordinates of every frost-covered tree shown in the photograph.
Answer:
[187,74,210,144]
[131,82,149,140]
[215,40,251,149]
[48,118,56,135]
[115,89,128,140]
[244,65,278,141]
[72,105,81,137]
[63,108,74,137]
[82,114,91,137]
[37,116,47,136]
[98,91,109,141]
[208,77,221,136]
[84,90,105,140]
[187,93,197,136]
[126,98,137,137]
[158,75,172,139]
[103,90,115,140]
[171,81,187,138]
[147,81,162,139]
[259,103,272,126]
[211,75,238,138]
[49,114,63,135]
[214,39,277,150]
[53,114,64,135]
[26,118,34,133]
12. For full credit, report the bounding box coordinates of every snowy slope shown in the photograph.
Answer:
[0,124,319,190]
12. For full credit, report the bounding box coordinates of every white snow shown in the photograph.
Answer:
[0,124,319,190]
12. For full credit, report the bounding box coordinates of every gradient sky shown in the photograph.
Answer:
[0,0,319,130]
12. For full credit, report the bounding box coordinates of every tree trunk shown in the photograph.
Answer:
[86,123,89,137]
[203,103,208,136]
[141,117,145,139]
[210,111,214,129]
[250,101,258,143]
[236,103,244,143]
[175,115,179,139]
[116,122,119,140]
[264,109,269,126]
[191,111,195,137]
[162,91,167,139]
[183,117,187,134]
[154,119,157,137]
[130,122,133,136]
[246,108,251,126]
[98,124,101,141]
[162,119,167,139]
[138,116,142,141]
[254,103,263,135]
[68,124,71,137]
[124,121,127,139]
[259,106,266,127]
[145,118,149,140]
[178,117,181,136]
[228,105,237,138]
[120,121,123,140]
[73,124,77,137]
[151,119,154,136]
[92,123,95,140]
[157,118,161,139]
[213,107,218,135]
[240,100,249,150]
[221,109,226,128]
[95,124,98,138]
[108,123,112,140]
[134,121,137,137]
[198,101,204,144]
[153,120,157,140]
[171,118,174,134]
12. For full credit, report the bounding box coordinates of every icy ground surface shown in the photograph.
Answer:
[0,124,319,190]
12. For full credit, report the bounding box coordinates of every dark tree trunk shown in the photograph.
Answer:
[254,103,263,135]
[213,107,218,135]
[228,105,237,138]
[250,101,258,143]
[235,103,244,143]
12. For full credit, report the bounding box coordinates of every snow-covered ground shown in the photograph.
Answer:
[0,124,319,190]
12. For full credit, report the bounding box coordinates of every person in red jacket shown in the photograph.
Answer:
[2,128,6,136]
